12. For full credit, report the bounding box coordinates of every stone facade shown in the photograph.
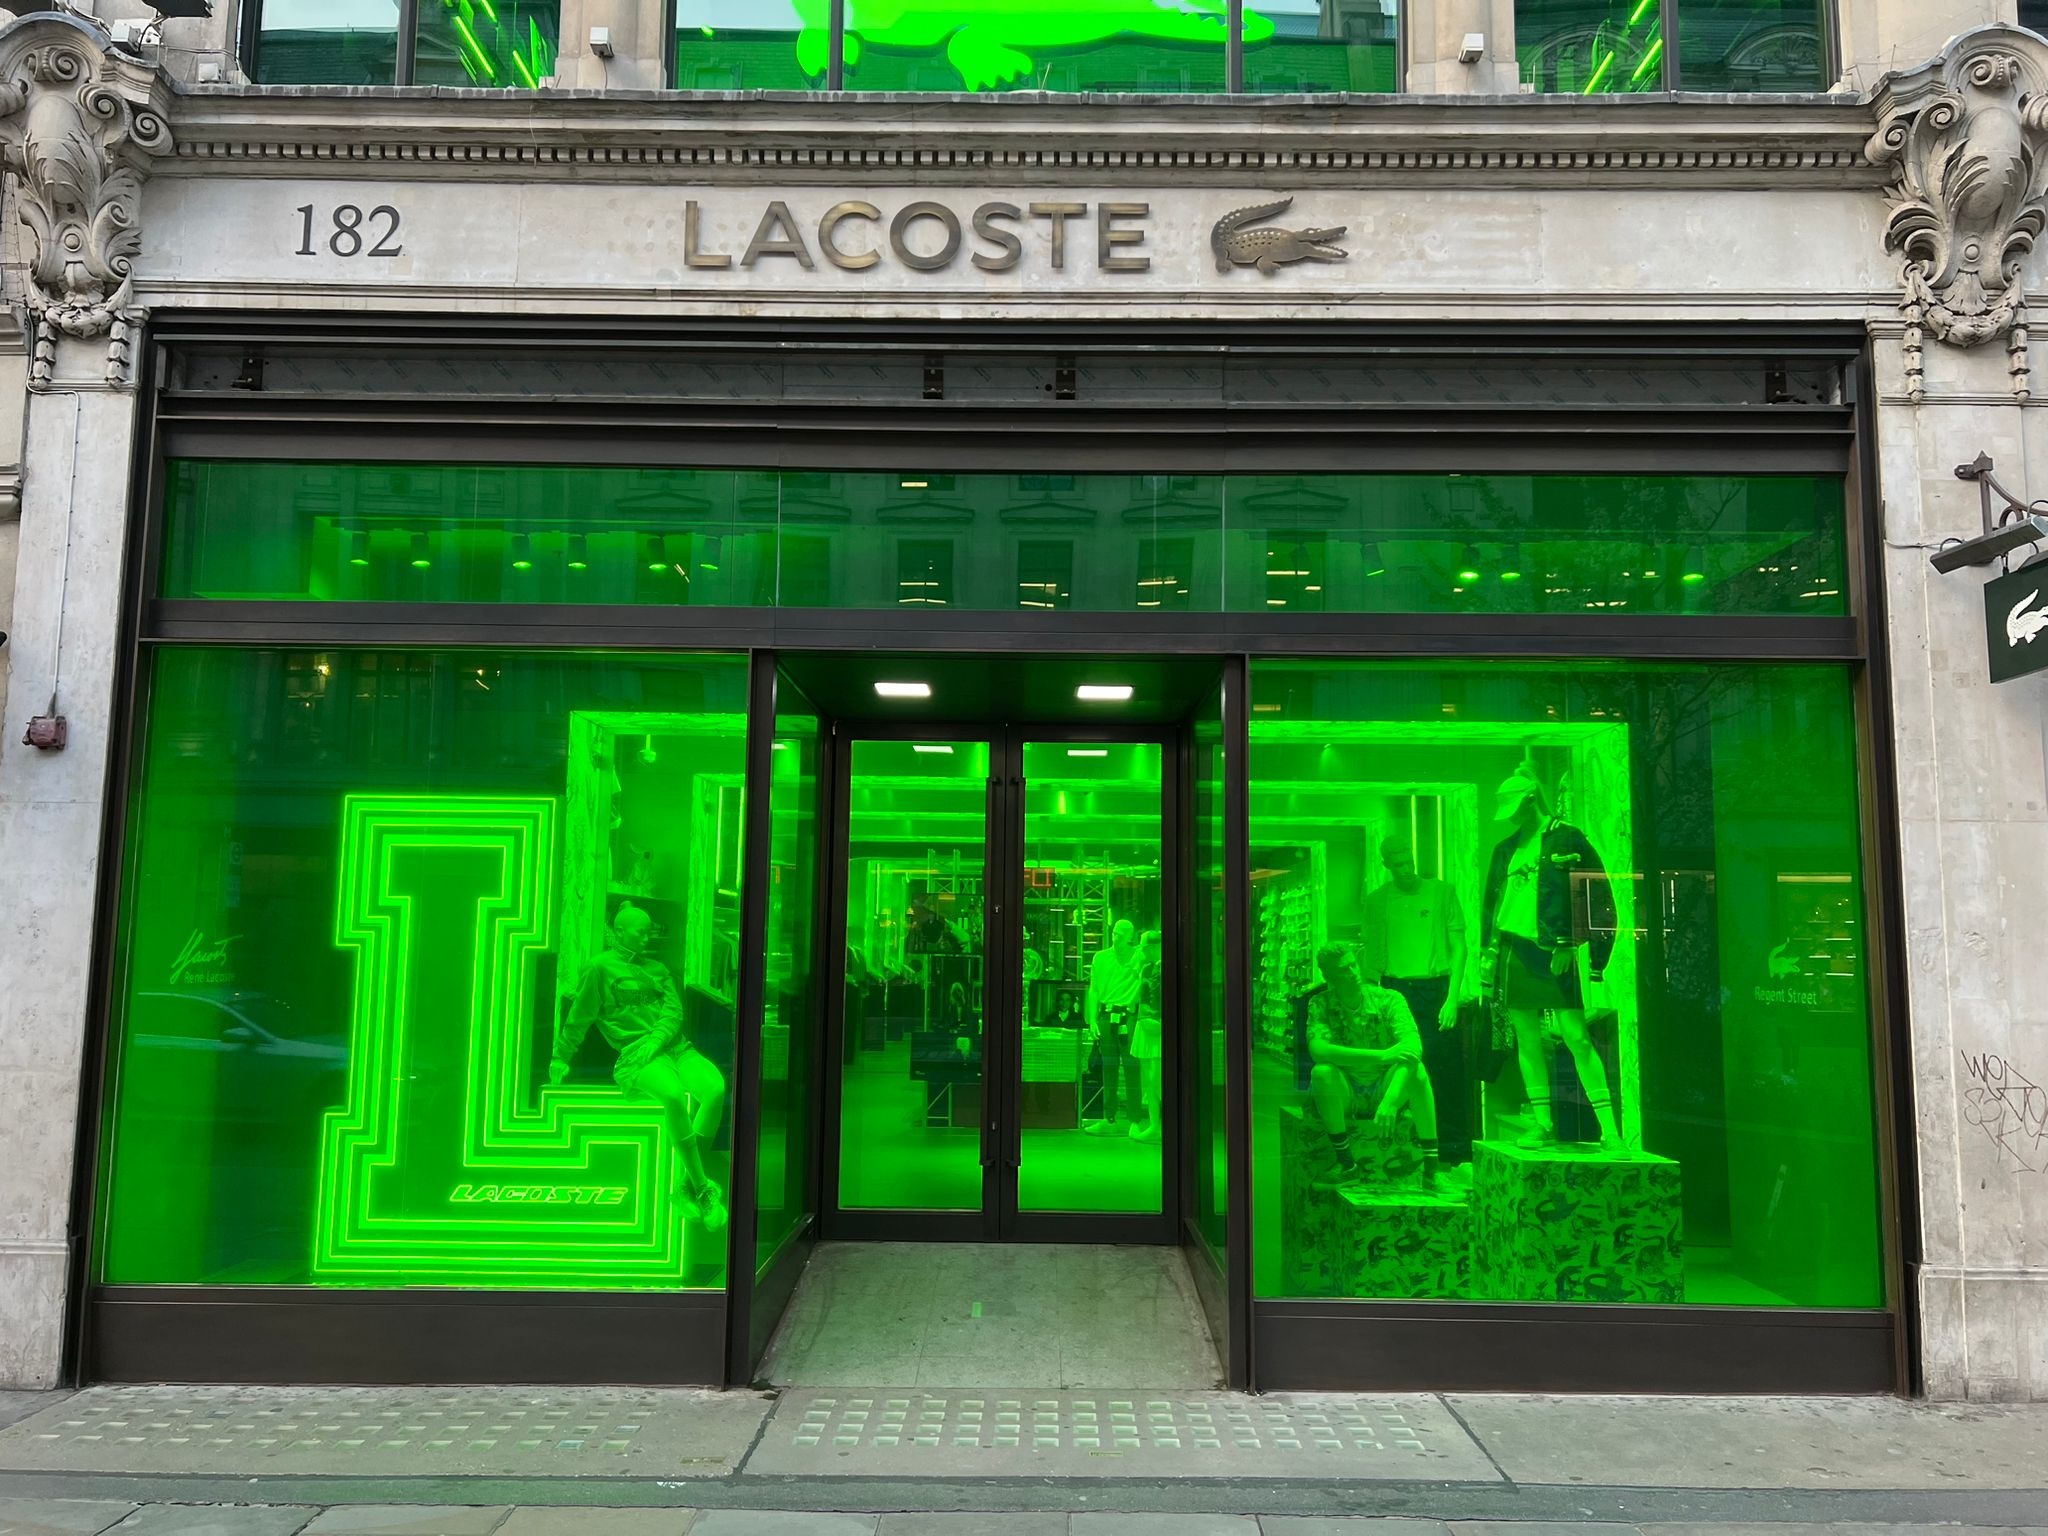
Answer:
[0,0,2045,1398]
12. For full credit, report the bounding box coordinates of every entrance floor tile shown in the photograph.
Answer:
[297,1510,510,1535]
[494,1511,696,1536]
[743,1390,1498,1482]
[760,1244,1221,1391]
[0,1389,769,1481]
[101,1510,313,1536]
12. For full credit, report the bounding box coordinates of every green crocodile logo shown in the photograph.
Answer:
[795,1,1275,92]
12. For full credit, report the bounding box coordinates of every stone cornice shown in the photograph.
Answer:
[157,88,1886,187]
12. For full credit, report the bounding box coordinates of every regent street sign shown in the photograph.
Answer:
[679,194,1351,276]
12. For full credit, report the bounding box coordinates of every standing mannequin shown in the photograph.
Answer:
[1125,929,1165,1145]
[1360,834,1471,1164]
[1480,768,1623,1153]
[1084,918,1144,1136]
[1305,943,1447,1191]
[555,903,730,1229]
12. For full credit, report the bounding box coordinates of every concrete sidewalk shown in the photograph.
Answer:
[0,1387,2042,1533]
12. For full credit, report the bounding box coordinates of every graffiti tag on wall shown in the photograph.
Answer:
[1962,1051,2048,1172]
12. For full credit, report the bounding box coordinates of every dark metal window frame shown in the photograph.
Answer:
[70,316,1913,1397]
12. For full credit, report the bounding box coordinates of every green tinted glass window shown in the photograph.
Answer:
[678,1,821,88]
[168,462,1842,618]
[1244,0,1399,93]
[99,647,750,1291]
[253,0,399,83]
[839,1,1226,92]
[1676,0,1825,91]
[759,698,823,1274]
[1015,741,1166,1218]
[1226,473,1847,616]
[1518,0,1664,92]
[414,0,559,87]
[1248,660,1884,1310]
[1518,0,1824,92]
[837,739,993,1213]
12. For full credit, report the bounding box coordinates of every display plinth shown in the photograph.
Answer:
[1470,1139,1684,1304]
[1278,1106,1470,1299]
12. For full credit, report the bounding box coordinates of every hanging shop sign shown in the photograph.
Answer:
[1986,560,2048,683]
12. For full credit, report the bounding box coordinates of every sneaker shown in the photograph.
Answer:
[1311,1161,1363,1191]
[1126,1120,1150,1139]
[672,1181,704,1220]
[1598,1135,1632,1158]
[1515,1124,1556,1150]
[1083,1119,1119,1136]
[1131,1122,1163,1145]
[695,1180,729,1233]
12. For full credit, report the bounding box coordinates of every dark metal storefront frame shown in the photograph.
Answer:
[70,317,1910,1396]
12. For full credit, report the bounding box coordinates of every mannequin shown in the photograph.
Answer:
[1084,918,1144,1135]
[1125,929,1165,1145]
[555,902,730,1228]
[1360,834,1471,1165]
[1305,942,1448,1192]
[1481,768,1623,1153]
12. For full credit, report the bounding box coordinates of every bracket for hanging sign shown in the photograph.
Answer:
[1932,454,2048,573]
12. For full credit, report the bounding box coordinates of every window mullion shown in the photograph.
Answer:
[396,0,420,84]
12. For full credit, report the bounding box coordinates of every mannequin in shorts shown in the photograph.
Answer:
[555,902,730,1228]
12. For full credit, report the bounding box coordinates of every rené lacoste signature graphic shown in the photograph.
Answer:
[1962,1051,2048,1173]
[168,928,242,987]
[1211,197,1350,276]
[2006,588,2048,647]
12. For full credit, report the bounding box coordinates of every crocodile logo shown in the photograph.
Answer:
[795,0,1270,93]
[1211,197,1350,276]
[2007,589,2048,647]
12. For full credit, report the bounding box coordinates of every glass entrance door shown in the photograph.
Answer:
[826,731,1172,1241]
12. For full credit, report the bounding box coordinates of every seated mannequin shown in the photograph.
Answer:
[1304,941,1449,1194]
[554,902,730,1230]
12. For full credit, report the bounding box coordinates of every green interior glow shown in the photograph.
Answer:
[98,648,748,1290]
[1516,0,1824,93]
[758,695,824,1276]
[1015,741,1166,1217]
[1247,659,1885,1310]
[162,462,1847,619]
[838,739,993,1213]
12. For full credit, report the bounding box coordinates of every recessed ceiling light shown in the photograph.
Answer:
[875,681,932,698]
[1076,684,1133,702]
[1067,748,1109,757]
[913,743,954,755]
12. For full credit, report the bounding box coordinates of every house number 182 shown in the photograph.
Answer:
[294,203,403,258]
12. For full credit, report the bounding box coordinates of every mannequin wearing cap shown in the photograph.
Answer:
[1481,768,1624,1153]
[555,902,731,1230]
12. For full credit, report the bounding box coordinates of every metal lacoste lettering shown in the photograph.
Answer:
[449,1184,628,1206]
[1211,196,1350,276]
[685,198,1152,274]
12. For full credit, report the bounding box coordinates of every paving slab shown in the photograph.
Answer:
[102,1509,314,1536]
[0,1405,67,1439]
[494,1511,697,1536]
[296,1509,510,1536]
[689,1516,878,1535]
[1073,1519,1258,1534]
[0,1501,137,1536]
[744,1391,1498,1482]
[875,1515,1068,1535]
[0,1389,770,1481]
[1443,1396,2048,1492]
[1260,1523,1457,1535]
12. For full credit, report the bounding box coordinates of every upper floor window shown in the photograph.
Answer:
[2024,0,2048,35]
[250,0,559,88]
[676,1,1396,93]
[1517,0,1826,94]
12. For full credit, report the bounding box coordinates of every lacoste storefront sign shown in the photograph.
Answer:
[679,194,1349,276]
[1986,560,2048,683]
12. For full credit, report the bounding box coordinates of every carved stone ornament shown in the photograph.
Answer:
[0,16,171,389]
[1868,27,2048,402]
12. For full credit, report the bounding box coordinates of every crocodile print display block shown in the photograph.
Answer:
[1470,1139,1684,1304]
[1279,1102,1423,1187]
[1277,1106,1469,1299]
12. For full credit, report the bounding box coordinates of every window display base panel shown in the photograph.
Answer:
[1251,1302,1895,1394]
[86,1288,725,1386]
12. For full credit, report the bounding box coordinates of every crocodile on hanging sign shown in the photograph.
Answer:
[1211,197,1350,276]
